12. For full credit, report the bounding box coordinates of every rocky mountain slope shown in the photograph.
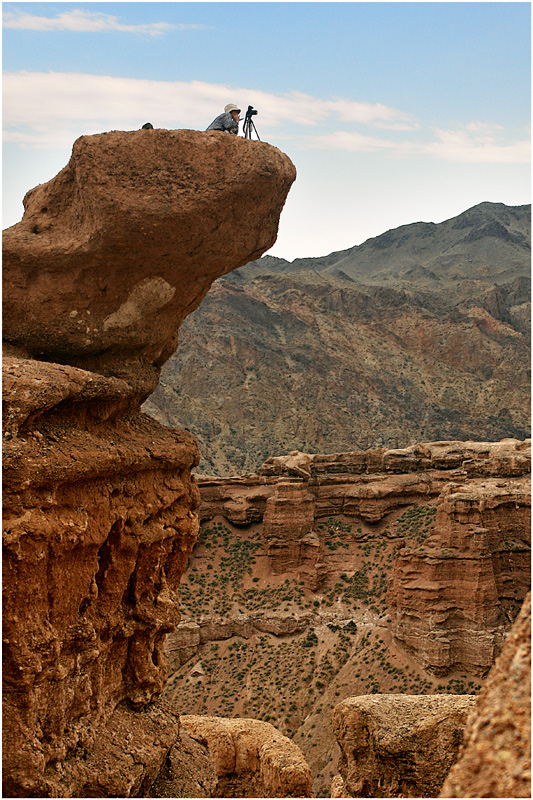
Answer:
[144,202,531,475]
[164,439,530,795]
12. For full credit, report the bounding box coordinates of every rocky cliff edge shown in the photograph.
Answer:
[2,129,298,797]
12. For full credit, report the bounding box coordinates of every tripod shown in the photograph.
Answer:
[242,106,260,140]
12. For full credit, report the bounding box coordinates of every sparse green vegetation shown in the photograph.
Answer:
[394,504,437,546]
[169,506,490,795]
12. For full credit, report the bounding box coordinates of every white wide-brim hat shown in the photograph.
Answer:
[224,103,241,114]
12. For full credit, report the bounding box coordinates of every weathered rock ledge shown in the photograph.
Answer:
[180,715,312,797]
[3,357,202,797]
[197,440,530,529]
[331,693,476,797]
[166,611,317,670]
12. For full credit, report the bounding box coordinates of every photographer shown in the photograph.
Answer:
[206,103,241,135]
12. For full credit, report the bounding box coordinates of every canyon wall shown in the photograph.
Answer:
[388,474,530,675]
[2,129,297,797]
[194,439,530,676]
[3,359,201,797]
[171,440,529,794]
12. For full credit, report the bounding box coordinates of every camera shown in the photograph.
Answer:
[243,105,260,139]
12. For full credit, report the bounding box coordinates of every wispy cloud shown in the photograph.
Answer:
[310,123,531,164]
[2,71,417,147]
[3,71,528,165]
[425,124,530,163]
[249,90,419,129]
[1,9,204,36]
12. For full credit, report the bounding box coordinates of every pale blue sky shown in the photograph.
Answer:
[3,2,531,258]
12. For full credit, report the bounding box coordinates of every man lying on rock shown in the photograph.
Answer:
[206,103,241,134]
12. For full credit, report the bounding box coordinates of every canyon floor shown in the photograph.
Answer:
[165,515,483,795]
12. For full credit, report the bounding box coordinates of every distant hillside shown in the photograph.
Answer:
[230,202,530,286]
[143,202,531,475]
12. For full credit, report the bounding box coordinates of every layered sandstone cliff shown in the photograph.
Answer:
[193,439,530,675]
[388,474,530,675]
[2,129,297,797]
[329,593,531,799]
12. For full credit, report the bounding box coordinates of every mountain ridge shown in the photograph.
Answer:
[230,201,530,284]
[144,201,531,475]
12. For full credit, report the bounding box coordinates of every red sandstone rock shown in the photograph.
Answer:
[263,481,318,578]
[165,611,316,669]
[440,592,531,798]
[2,130,296,796]
[388,475,531,674]
[332,693,476,797]
[2,358,201,796]
[181,715,312,797]
[198,614,255,643]
[3,129,296,397]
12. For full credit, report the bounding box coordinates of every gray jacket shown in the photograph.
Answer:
[206,111,239,134]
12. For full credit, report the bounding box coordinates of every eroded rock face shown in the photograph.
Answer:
[332,694,476,798]
[2,130,296,796]
[263,481,318,577]
[2,359,201,797]
[388,474,531,674]
[3,129,296,398]
[440,592,531,798]
[147,724,218,798]
[180,715,312,797]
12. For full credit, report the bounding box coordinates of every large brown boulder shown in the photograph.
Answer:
[180,715,312,797]
[440,591,531,798]
[3,129,296,397]
[332,693,476,797]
